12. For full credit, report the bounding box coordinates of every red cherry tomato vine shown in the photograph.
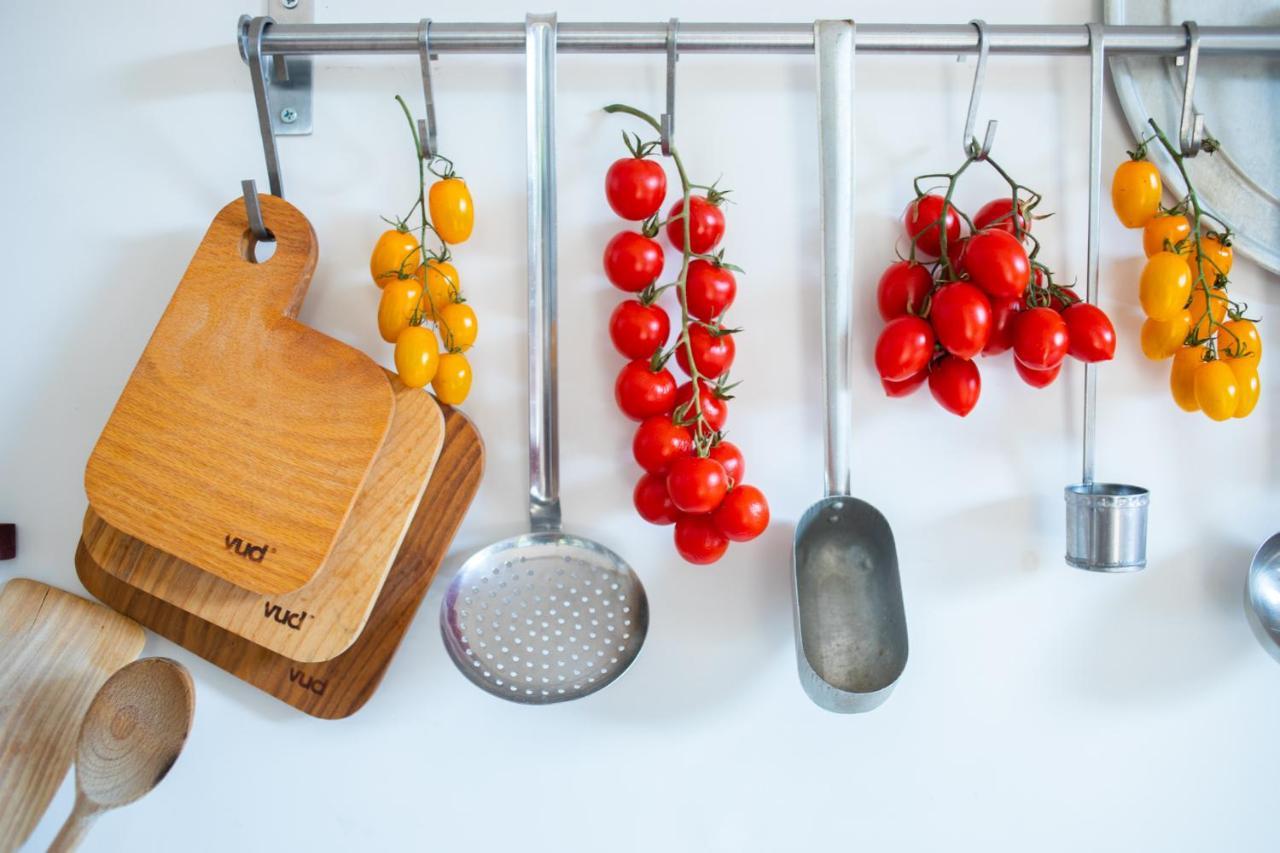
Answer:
[603,103,769,564]
[875,149,1118,416]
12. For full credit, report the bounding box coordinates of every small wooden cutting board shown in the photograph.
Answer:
[85,194,394,595]
[76,406,484,719]
[84,375,444,663]
[0,579,145,851]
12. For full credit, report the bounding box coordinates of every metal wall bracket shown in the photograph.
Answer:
[238,0,312,136]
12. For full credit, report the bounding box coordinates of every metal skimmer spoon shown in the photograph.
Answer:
[792,21,908,714]
[440,14,648,705]
[1246,533,1280,656]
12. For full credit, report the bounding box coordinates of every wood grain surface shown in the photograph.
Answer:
[0,579,145,852]
[84,194,394,595]
[84,374,444,663]
[76,407,484,720]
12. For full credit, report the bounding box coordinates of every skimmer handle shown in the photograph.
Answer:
[526,13,562,533]
[816,20,855,498]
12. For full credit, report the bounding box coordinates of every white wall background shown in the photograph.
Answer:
[2,1,1277,851]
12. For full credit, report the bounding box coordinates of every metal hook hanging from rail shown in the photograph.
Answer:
[660,18,679,155]
[961,19,997,160]
[417,18,439,159]
[244,15,285,197]
[241,179,272,241]
[1178,20,1206,157]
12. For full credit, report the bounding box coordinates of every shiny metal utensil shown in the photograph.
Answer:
[440,13,648,705]
[1064,25,1150,573]
[1246,533,1280,653]
[792,20,907,714]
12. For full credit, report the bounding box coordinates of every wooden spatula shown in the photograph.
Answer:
[85,194,394,595]
[0,579,145,851]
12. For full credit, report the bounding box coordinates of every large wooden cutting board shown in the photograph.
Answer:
[83,375,444,663]
[76,406,484,719]
[85,194,394,595]
[0,579,145,851]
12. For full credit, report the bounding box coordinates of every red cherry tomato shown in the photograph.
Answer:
[1061,302,1116,363]
[673,380,728,431]
[665,196,725,254]
[685,259,737,322]
[1050,286,1080,311]
[1013,307,1070,370]
[973,197,1032,239]
[675,325,735,379]
[666,456,729,514]
[929,282,992,360]
[1014,359,1061,388]
[881,368,928,398]
[614,359,676,420]
[876,260,933,321]
[875,316,936,381]
[983,294,1021,355]
[674,514,728,564]
[603,232,664,292]
[632,416,692,474]
[712,485,770,542]
[708,441,744,487]
[928,356,981,416]
[964,229,1031,299]
[903,193,962,258]
[605,157,667,220]
[633,472,679,525]
[609,299,670,359]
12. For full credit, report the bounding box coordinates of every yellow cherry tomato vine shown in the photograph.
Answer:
[370,95,477,405]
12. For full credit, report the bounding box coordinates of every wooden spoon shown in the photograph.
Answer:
[49,658,195,852]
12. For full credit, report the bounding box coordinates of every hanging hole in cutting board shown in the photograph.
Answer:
[240,228,277,263]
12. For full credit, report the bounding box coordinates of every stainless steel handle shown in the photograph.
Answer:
[815,20,855,498]
[1081,22,1104,486]
[527,13,561,533]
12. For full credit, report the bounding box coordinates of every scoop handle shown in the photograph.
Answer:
[1081,23,1105,486]
[526,13,562,533]
[816,20,856,498]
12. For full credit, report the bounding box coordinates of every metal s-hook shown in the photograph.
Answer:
[660,18,679,155]
[961,19,997,160]
[244,15,284,197]
[417,19,439,159]
[241,179,272,241]
[1177,20,1206,157]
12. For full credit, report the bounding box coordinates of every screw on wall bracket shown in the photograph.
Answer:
[239,0,313,136]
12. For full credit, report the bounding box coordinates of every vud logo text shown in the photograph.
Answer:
[263,602,310,630]
[224,534,274,562]
[289,668,327,695]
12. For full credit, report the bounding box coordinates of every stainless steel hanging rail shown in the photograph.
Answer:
[240,22,1280,57]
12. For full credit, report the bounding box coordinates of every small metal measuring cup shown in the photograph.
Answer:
[439,14,648,704]
[792,21,908,714]
[1064,25,1150,572]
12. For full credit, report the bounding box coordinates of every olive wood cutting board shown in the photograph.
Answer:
[0,579,145,851]
[76,406,483,719]
[85,194,394,596]
[83,374,443,662]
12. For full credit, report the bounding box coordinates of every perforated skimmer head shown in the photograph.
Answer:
[440,533,649,704]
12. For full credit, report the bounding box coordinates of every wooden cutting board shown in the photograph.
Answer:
[84,194,394,596]
[0,579,145,851]
[76,406,484,719]
[84,374,444,663]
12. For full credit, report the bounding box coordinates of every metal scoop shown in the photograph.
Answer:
[792,20,907,714]
[1246,533,1280,654]
[1064,25,1150,572]
[440,14,648,705]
